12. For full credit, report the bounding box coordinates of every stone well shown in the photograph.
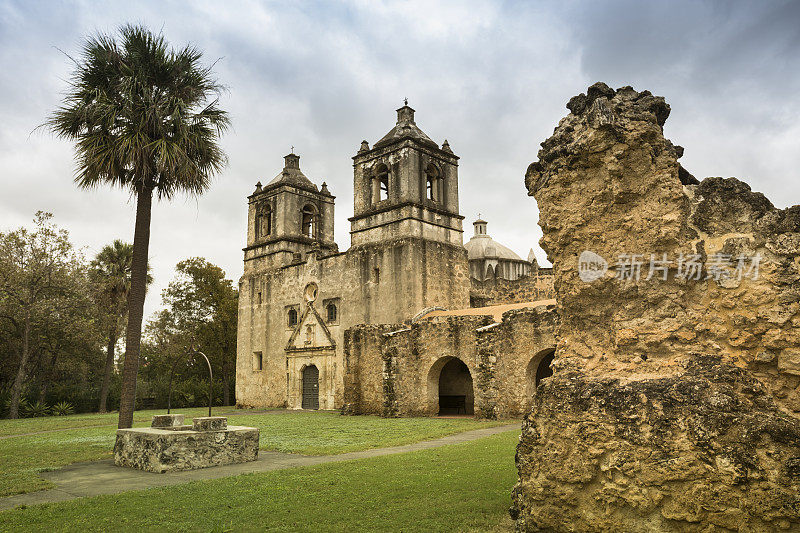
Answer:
[114,414,259,473]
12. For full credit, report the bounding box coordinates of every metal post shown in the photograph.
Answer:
[167,343,214,417]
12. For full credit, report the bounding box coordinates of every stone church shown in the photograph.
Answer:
[235,104,556,417]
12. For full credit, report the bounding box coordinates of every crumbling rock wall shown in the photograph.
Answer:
[512,83,800,532]
[342,307,557,419]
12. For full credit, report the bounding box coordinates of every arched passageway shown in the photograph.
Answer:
[427,357,474,415]
[525,348,555,401]
[301,365,319,410]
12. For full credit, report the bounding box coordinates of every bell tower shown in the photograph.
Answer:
[244,153,337,269]
[344,104,469,323]
[349,104,463,246]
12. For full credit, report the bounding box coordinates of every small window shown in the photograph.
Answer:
[253,351,263,371]
[257,291,262,305]
[288,308,298,326]
[323,298,340,324]
[301,205,316,238]
[373,267,380,283]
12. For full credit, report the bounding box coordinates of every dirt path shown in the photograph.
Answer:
[0,423,519,511]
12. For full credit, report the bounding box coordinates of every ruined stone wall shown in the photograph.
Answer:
[511,83,800,532]
[492,308,558,418]
[470,273,555,307]
[341,324,401,415]
[342,305,557,419]
[524,83,800,405]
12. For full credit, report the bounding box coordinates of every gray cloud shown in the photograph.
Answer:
[1,0,798,320]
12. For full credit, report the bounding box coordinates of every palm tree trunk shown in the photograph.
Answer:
[98,323,117,413]
[118,187,152,429]
[8,310,31,419]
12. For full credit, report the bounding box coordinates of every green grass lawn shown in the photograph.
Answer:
[0,429,520,532]
[0,407,224,438]
[0,409,502,497]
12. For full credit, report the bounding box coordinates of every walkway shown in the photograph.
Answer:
[0,423,519,511]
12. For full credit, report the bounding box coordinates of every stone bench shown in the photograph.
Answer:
[114,415,259,473]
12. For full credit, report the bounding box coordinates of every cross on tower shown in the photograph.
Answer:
[291,145,295,154]
[404,97,408,106]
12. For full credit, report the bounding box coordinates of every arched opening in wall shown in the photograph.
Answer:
[301,364,319,409]
[427,356,474,416]
[287,308,298,326]
[326,302,337,323]
[301,205,317,238]
[525,348,555,404]
[375,164,389,202]
[425,164,439,202]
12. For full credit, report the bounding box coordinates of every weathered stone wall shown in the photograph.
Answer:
[511,83,800,531]
[343,305,557,419]
[525,82,800,406]
[236,237,470,411]
[470,272,555,307]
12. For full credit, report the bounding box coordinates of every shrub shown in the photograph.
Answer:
[22,400,50,417]
[51,401,75,416]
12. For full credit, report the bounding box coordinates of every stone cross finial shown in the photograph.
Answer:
[404,97,408,106]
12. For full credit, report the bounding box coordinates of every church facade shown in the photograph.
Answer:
[235,105,554,416]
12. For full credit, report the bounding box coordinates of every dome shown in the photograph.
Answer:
[465,235,524,261]
[464,219,524,262]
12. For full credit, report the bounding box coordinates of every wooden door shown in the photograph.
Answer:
[302,365,319,410]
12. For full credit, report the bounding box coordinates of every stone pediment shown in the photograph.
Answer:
[285,303,336,352]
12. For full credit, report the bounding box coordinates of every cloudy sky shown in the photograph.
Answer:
[1,0,799,320]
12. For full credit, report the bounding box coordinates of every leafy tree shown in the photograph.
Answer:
[157,258,238,405]
[0,212,84,418]
[46,25,230,428]
[34,265,100,405]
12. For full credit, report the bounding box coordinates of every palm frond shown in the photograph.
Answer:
[45,24,229,198]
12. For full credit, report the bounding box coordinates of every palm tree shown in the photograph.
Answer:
[47,25,230,428]
[90,240,153,413]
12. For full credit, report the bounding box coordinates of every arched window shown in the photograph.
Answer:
[288,308,298,326]
[326,302,337,323]
[425,164,439,202]
[375,164,389,202]
[301,205,316,238]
